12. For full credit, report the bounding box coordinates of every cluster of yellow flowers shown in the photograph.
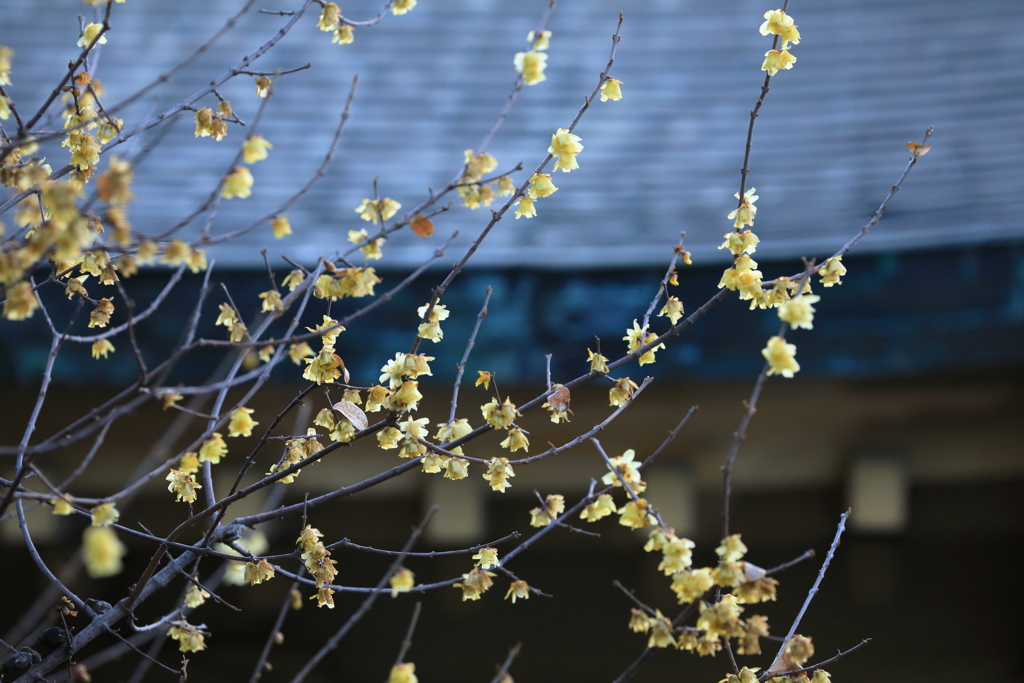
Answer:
[514,30,552,85]
[314,263,381,301]
[297,525,339,608]
[453,547,500,601]
[415,300,449,342]
[457,150,514,210]
[267,431,324,483]
[515,128,584,219]
[167,622,207,653]
[529,493,565,527]
[759,9,800,76]
[302,316,346,384]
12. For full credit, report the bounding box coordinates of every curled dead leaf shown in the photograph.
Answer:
[740,561,766,583]
[332,400,367,431]
[907,141,931,157]
[410,215,435,238]
[547,386,571,413]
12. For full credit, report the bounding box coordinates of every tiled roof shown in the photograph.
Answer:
[3,0,1022,269]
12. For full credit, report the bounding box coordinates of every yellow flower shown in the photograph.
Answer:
[333,24,354,44]
[242,135,273,163]
[91,338,114,359]
[527,173,558,198]
[658,536,696,575]
[179,452,199,474]
[819,256,847,287]
[83,527,126,578]
[221,166,253,199]
[601,449,647,494]
[482,457,515,492]
[526,30,551,51]
[513,50,548,85]
[77,23,107,48]
[727,188,758,229]
[50,496,74,515]
[165,469,202,504]
[580,493,616,522]
[0,46,12,86]
[500,427,530,452]
[391,0,416,15]
[760,10,800,48]
[390,567,415,597]
[600,78,623,102]
[386,380,423,412]
[629,608,652,633]
[786,634,815,667]
[514,195,536,219]
[473,547,499,569]
[586,349,610,374]
[2,281,39,321]
[317,3,340,30]
[255,76,272,98]
[482,397,519,430]
[244,559,276,585]
[719,229,759,255]
[761,48,797,76]
[453,568,495,601]
[762,336,800,377]
[184,582,210,609]
[617,498,655,529]
[416,301,449,342]
[389,663,418,683]
[623,319,665,365]
[166,624,206,653]
[475,371,492,390]
[647,610,675,648]
[548,128,583,172]
[778,294,820,330]
[228,407,258,437]
[658,297,685,325]
[91,502,119,527]
[444,457,469,480]
[505,579,530,603]
[312,587,336,608]
[716,534,748,562]
[609,377,638,406]
[671,567,714,604]
[198,432,228,464]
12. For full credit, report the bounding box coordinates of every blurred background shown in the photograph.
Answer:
[1,0,1022,681]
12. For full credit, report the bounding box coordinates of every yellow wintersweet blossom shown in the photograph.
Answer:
[759,9,800,48]
[505,580,530,603]
[184,582,210,609]
[167,623,206,653]
[587,348,610,374]
[548,128,583,172]
[786,634,815,667]
[416,301,449,342]
[623,319,665,365]
[719,229,759,255]
[647,610,675,648]
[819,256,847,287]
[51,496,74,515]
[600,78,623,102]
[482,457,515,492]
[716,534,748,562]
[389,567,415,597]
[198,432,228,464]
[193,108,227,140]
[444,456,469,480]
[659,296,685,325]
[728,188,758,229]
[671,567,714,604]
[526,30,551,51]
[475,370,492,390]
[514,195,536,219]
[242,135,273,163]
[221,166,253,199]
[83,527,126,578]
[762,336,799,377]
[527,173,557,198]
[602,448,647,494]
[78,23,107,48]
[228,407,258,437]
[333,25,354,44]
[354,197,401,224]
[529,494,565,527]
[179,452,200,474]
[609,376,638,406]
[762,48,797,76]
[500,426,530,452]
[258,289,284,313]
[317,3,340,30]
[389,664,418,683]
[513,50,547,85]
[91,502,119,527]
[618,498,655,529]
[482,397,519,430]
[255,76,272,98]
[391,0,416,15]
[453,568,495,601]
[89,339,114,358]
[580,493,616,522]
[244,559,276,585]
[4,281,40,320]
[473,547,499,569]
[0,46,11,86]
[778,293,820,330]
[165,469,201,503]
[386,380,422,412]
[313,587,336,608]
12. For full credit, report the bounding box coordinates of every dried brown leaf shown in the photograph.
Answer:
[410,215,435,238]
[907,141,932,157]
[332,400,367,431]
